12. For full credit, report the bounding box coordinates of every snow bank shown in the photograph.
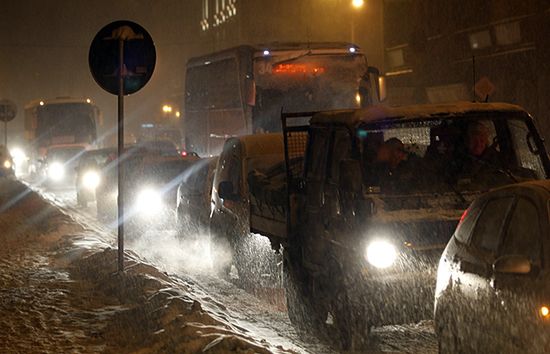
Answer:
[0,179,293,353]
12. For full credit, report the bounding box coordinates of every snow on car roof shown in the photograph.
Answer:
[492,179,550,196]
[229,133,283,158]
[310,102,529,127]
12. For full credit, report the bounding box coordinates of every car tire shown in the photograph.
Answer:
[438,312,461,354]
[77,192,88,207]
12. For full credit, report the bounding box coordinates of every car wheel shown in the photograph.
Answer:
[77,191,88,207]
[438,313,461,354]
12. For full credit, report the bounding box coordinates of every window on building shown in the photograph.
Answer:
[387,48,405,68]
[469,30,492,50]
[495,21,521,46]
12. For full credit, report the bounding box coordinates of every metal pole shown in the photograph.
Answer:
[4,119,7,148]
[117,38,125,273]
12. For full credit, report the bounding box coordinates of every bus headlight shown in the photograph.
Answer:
[48,162,65,181]
[135,188,162,214]
[82,170,100,190]
[365,240,397,269]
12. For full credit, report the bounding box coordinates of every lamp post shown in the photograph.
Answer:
[351,0,364,43]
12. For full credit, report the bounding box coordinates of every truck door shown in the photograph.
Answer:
[303,126,331,268]
[323,127,352,235]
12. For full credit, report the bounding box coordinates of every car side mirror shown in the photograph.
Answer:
[218,181,239,201]
[493,255,532,275]
[339,159,362,193]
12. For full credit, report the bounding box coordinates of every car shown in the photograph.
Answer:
[75,147,115,207]
[175,156,218,235]
[435,180,550,353]
[41,144,87,188]
[95,148,194,236]
[210,133,284,283]
[0,145,15,177]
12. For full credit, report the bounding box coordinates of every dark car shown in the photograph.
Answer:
[0,145,14,177]
[435,180,550,353]
[75,147,115,206]
[175,157,218,235]
[96,151,193,236]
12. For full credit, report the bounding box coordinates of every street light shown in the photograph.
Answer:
[350,0,364,43]
[352,0,364,8]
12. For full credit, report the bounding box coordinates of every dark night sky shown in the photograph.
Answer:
[0,0,197,145]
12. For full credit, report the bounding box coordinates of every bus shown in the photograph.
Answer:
[184,42,384,156]
[24,97,102,169]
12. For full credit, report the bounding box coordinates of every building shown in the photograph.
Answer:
[383,0,550,139]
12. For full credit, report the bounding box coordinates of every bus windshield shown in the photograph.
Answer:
[37,103,96,145]
[254,54,367,131]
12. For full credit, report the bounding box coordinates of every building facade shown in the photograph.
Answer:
[383,0,550,139]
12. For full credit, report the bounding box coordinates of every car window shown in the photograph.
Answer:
[471,197,514,254]
[500,197,541,262]
[454,200,483,244]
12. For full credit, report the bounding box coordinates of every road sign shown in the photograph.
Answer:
[474,76,496,101]
[89,21,156,95]
[0,99,17,122]
[89,21,156,273]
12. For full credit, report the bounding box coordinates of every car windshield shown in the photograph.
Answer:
[47,147,85,162]
[358,113,546,196]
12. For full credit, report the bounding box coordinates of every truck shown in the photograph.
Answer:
[24,97,102,174]
[184,42,384,156]
[247,102,550,350]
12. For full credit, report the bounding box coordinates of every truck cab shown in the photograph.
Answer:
[276,102,550,349]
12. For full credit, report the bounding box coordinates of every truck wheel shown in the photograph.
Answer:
[283,262,320,331]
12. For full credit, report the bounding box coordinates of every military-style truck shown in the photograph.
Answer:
[248,102,550,349]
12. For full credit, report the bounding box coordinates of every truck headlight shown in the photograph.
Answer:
[135,188,162,214]
[365,240,397,269]
[82,170,100,190]
[3,159,12,169]
[48,162,65,181]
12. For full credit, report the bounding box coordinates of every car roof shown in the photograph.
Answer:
[228,133,283,158]
[310,102,529,128]
[489,180,550,198]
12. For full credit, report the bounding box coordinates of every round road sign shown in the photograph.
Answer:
[0,99,17,122]
[89,21,156,95]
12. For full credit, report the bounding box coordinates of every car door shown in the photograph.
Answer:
[489,195,545,350]
[454,195,515,342]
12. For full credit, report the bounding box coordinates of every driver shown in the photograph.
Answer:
[366,138,409,190]
[458,121,506,183]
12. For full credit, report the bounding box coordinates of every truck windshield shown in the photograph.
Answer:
[254,54,367,131]
[358,114,546,196]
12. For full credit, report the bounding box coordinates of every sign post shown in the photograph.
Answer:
[0,99,17,149]
[89,21,156,273]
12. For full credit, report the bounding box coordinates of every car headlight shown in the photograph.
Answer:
[135,188,162,214]
[10,148,27,165]
[82,170,101,190]
[3,159,12,169]
[365,240,398,269]
[48,162,65,181]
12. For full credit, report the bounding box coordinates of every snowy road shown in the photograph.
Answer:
[34,184,438,354]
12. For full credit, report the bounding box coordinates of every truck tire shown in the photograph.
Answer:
[283,259,320,331]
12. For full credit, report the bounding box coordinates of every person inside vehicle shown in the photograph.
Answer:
[365,137,409,191]
[455,121,512,187]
